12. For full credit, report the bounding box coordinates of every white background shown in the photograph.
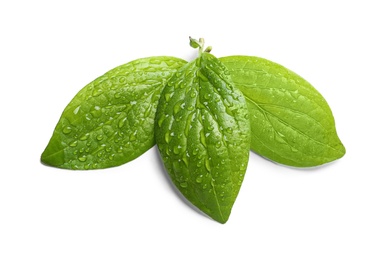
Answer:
[1,0,389,259]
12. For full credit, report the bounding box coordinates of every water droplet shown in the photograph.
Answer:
[118,117,127,128]
[180,182,188,188]
[173,145,182,155]
[196,175,203,183]
[215,141,222,148]
[78,155,87,162]
[157,115,165,127]
[119,77,126,84]
[182,156,188,166]
[200,130,207,147]
[69,140,78,147]
[165,93,172,101]
[187,105,194,111]
[62,126,72,134]
[73,106,81,115]
[205,158,211,172]
[96,134,103,141]
[202,184,208,190]
[274,133,286,144]
[164,131,171,143]
[84,164,90,170]
[196,160,203,168]
[226,127,233,134]
[109,154,115,160]
[92,88,103,97]
[91,106,102,118]
[130,130,137,141]
[114,92,121,99]
[79,133,89,141]
[190,91,196,98]
[291,146,298,152]
[204,93,211,100]
[173,102,182,114]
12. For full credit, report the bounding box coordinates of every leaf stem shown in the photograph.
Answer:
[189,37,212,55]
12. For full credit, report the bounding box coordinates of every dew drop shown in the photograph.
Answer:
[215,141,222,148]
[196,175,203,183]
[164,131,171,143]
[91,108,102,118]
[118,117,127,128]
[62,126,72,134]
[96,134,103,141]
[78,155,87,162]
[79,133,89,141]
[119,77,126,84]
[158,115,165,127]
[69,140,78,147]
[200,130,207,147]
[182,156,189,166]
[173,102,181,114]
[92,88,103,97]
[196,160,203,168]
[73,106,81,115]
[130,130,137,141]
[205,159,211,172]
[114,92,121,99]
[274,133,286,144]
[173,145,181,155]
[180,182,188,188]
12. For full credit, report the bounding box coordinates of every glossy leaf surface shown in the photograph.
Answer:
[155,53,251,223]
[41,56,187,169]
[220,55,345,167]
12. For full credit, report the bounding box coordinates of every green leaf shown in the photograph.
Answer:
[220,55,346,167]
[155,52,251,223]
[41,56,187,170]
